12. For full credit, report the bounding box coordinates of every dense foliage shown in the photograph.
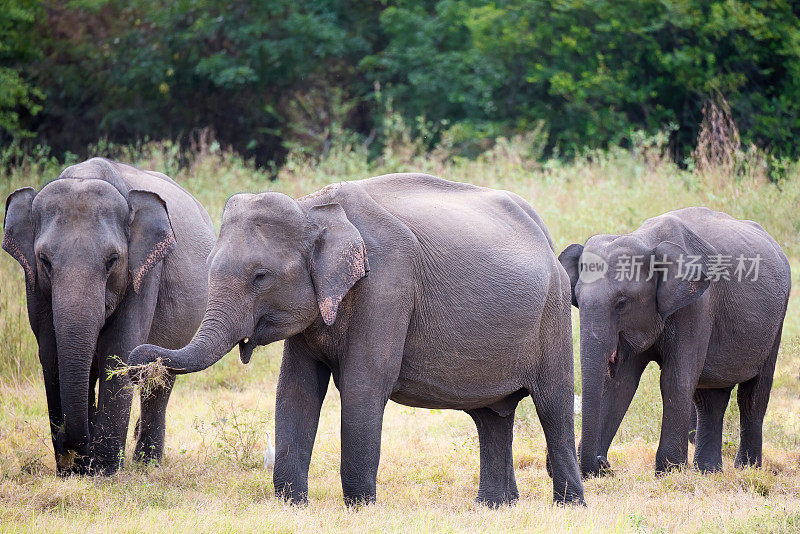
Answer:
[2,0,799,165]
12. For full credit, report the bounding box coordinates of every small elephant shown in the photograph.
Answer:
[131,173,584,507]
[2,158,215,475]
[559,207,790,477]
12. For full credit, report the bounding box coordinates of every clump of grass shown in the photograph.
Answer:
[108,357,172,399]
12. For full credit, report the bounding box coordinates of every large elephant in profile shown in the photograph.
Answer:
[559,207,790,477]
[131,173,584,507]
[2,158,215,475]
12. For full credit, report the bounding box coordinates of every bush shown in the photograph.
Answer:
[3,1,800,166]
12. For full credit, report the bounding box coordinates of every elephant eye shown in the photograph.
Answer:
[253,271,269,285]
[38,253,52,273]
[615,298,627,312]
[105,253,119,271]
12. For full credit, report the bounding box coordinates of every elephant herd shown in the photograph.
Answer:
[2,158,791,508]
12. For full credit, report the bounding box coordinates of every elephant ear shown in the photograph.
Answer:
[3,187,37,289]
[307,203,369,326]
[128,190,177,292]
[654,230,716,319]
[558,243,584,307]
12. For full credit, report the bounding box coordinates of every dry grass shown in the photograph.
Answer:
[1,137,800,532]
[108,357,172,403]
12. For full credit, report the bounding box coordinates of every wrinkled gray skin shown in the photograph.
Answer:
[2,158,215,475]
[558,207,790,478]
[130,173,584,507]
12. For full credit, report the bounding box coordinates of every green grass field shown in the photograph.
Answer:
[1,140,799,532]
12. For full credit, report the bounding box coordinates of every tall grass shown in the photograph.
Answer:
[1,129,799,532]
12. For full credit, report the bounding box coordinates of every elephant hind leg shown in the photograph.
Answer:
[529,381,585,505]
[692,387,732,473]
[465,407,518,507]
[530,312,585,503]
[134,374,176,464]
[735,347,779,468]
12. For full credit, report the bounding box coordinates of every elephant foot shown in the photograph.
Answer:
[598,455,613,475]
[132,453,161,467]
[274,482,309,506]
[581,456,614,479]
[343,493,376,508]
[694,461,723,474]
[476,489,519,508]
[88,458,122,477]
[56,463,87,477]
[55,450,78,473]
[133,441,164,467]
[553,490,587,507]
[55,449,92,476]
[734,451,761,469]
[654,458,688,476]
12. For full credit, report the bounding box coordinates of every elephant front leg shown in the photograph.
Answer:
[273,336,331,505]
[655,311,709,475]
[466,407,518,507]
[330,278,410,506]
[133,373,176,464]
[339,386,389,506]
[337,316,406,506]
[91,358,134,475]
[597,350,652,470]
[655,364,697,474]
[92,267,161,475]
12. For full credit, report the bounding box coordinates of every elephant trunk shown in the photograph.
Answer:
[51,280,105,461]
[579,314,618,478]
[130,293,248,374]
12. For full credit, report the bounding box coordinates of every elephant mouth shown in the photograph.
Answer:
[238,337,255,364]
[608,349,619,378]
[607,336,632,378]
[238,315,271,364]
[608,339,624,378]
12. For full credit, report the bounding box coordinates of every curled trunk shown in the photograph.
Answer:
[133,297,247,374]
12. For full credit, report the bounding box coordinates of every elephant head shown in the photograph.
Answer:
[129,192,368,373]
[3,178,175,465]
[558,221,715,477]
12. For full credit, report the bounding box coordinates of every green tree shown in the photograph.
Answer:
[363,0,800,158]
[0,0,44,139]
[4,0,800,164]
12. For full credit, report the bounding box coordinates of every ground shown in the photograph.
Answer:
[1,141,799,532]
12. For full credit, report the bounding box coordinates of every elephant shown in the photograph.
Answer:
[2,158,215,475]
[130,173,585,507]
[558,207,790,477]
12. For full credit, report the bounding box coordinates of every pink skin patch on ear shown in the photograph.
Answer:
[132,230,175,292]
[345,244,366,279]
[2,237,34,286]
[319,296,338,325]
[317,244,367,326]
[609,350,617,364]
